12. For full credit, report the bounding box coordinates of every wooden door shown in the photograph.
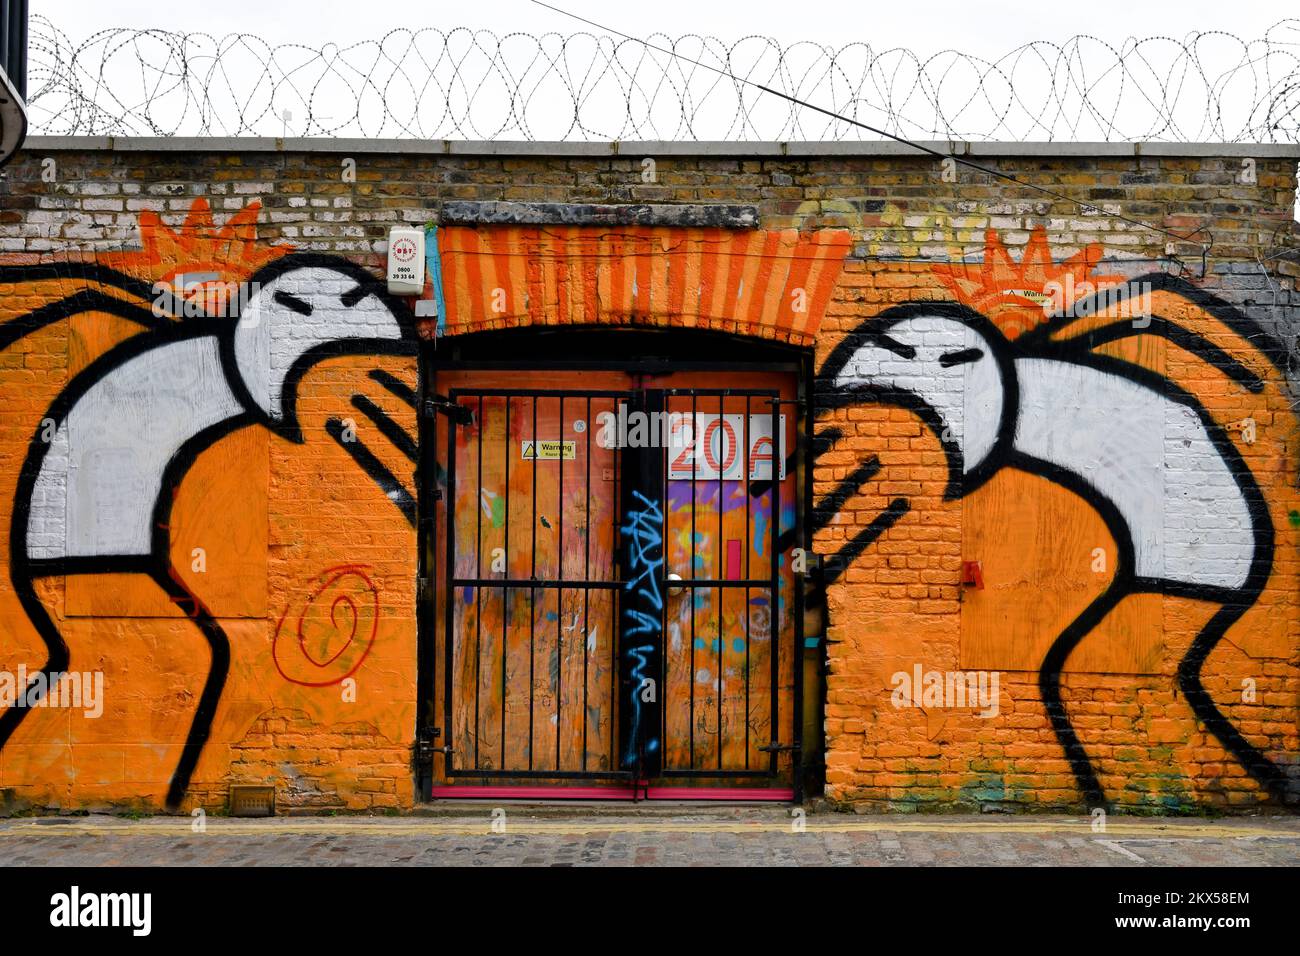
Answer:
[428,368,799,798]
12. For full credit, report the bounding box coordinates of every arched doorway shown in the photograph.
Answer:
[418,328,816,801]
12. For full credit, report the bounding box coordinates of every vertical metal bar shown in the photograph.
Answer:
[419,360,439,796]
[529,395,538,771]
[581,395,592,772]
[689,390,696,770]
[0,1,20,102]
[793,378,809,802]
[556,395,564,772]
[659,400,669,779]
[743,393,751,770]
[442,395,458,775]
[611,401,621,774]
[1,1,18,101]
[717,392,724,771]
[501,395,510,767]
[11,0,24,101]
[0,7,9,92]
[769,394,780,777]
[473,395,484,769]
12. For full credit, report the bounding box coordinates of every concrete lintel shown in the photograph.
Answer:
[18,136,1300,160]
[440,200,760,228]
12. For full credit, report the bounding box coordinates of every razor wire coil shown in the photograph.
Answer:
[23,15,1300,142]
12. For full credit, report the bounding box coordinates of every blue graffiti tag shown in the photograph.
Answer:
[620,489,663,765]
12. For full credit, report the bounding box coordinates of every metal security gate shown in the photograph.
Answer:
[443,386,630,783]
[661,383,794,785]
[426,368,802,800]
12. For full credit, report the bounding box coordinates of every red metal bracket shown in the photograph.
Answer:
[960,560,984,589]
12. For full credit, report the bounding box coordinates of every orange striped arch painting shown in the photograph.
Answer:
[428,225,853,344]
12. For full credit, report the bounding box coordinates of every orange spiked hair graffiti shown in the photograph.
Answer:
[931,226,1124,340]
[102,198,287,317]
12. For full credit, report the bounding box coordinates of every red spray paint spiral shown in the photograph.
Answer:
[272,565,380,687]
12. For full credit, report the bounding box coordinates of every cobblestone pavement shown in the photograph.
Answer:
[1,808,1297,866]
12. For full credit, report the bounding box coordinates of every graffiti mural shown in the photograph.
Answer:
[0,200,419,808]
[817,227,1298,807]
[1,182,1290,812]
[619,489,664,771]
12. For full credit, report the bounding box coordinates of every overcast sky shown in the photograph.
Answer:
[25,0,1297,145]
[30,0,1292,54]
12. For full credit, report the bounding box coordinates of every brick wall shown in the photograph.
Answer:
[0,140,1296,813]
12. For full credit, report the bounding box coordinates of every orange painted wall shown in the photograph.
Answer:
[0,203,419,811]
[814,241,1299,812]
[0,189,1296,814]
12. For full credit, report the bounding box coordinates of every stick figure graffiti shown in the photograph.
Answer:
[0,248,416,808]
[818,229,1296,807]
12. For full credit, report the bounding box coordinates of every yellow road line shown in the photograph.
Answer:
[0,820,1293,838]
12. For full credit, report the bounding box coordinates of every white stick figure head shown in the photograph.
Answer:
[827,307,1008,484]
[229,255,415,436]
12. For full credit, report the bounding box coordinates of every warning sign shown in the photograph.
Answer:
[521,440,577,461]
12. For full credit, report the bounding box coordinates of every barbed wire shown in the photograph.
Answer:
[23,14,1300,142]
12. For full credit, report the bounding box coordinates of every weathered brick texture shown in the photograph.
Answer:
[0,140,1295,813]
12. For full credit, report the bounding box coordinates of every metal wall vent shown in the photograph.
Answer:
[228,784,275,817]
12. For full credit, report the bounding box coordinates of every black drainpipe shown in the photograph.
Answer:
[0,0,27,101]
